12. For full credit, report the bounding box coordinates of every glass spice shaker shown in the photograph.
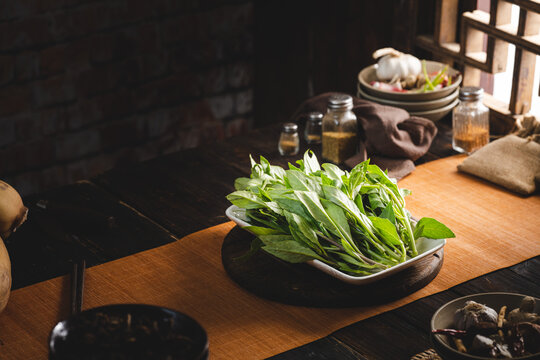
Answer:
[452,87,490,154]
[278,122,300,156]
[322,94,358,164]
[304,112,323,144]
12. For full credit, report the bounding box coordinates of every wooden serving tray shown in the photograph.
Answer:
[221,226,443,308]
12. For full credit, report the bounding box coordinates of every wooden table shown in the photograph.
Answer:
[2,118,540,359]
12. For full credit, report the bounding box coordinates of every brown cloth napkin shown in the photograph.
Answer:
[457,134,540,195]
[292,92,438,179]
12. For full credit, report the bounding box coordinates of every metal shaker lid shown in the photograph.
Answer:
[282,122,298,133]
[328,94,353,110]
[307,112,323,123]
[459,87,484,101]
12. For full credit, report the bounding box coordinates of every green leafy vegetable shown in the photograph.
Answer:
[226,151,455,276]
[413,217,455,240]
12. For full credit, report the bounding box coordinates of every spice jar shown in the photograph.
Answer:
[322,94,358,163]
[452,87,490,154]
[304,112,323,144]
[278,123,300,156]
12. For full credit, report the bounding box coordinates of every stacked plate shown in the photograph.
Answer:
[357,60,462,121]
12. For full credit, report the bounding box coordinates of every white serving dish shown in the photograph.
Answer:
[357,84,459,112]
[358,60,462,101]
[409,98,459,122]
[225,205,446,285]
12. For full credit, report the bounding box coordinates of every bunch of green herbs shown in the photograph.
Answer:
[227,151,455,276]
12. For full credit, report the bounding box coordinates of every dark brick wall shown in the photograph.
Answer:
[0,0,254,195]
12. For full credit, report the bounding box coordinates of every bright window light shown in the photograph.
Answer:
[492,4,540,117]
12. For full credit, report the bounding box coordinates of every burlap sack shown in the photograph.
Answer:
[457,135,540,195]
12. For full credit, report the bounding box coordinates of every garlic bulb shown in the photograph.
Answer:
[0,180,28,239]
[0,236,11,313]
[453,301,498,331]
[372,47,421,81]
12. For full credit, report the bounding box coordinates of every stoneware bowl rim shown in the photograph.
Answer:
[430,292,540,360]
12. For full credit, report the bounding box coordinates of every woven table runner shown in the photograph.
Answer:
[0,155,539,359]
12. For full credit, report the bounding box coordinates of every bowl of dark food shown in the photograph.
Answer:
[49,304,208,360]
[431,293,540,360]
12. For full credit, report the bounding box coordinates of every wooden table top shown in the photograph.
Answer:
[3,118,540,359]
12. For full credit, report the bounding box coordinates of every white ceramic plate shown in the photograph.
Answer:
[225,205,446,285]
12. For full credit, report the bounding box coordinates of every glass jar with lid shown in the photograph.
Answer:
[322,94,358,163]
[304,112,323,144]
[452,87,490,154]
[278,122,300,156]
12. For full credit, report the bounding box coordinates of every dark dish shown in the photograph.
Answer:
[49,304,208,360]
[431,293,540,360]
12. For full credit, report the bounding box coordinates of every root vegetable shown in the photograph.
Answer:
[0,180,28,239]
[0,236,11,313]
[508,296,540,324]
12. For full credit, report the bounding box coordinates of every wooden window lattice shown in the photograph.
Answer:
[416,0,540,133]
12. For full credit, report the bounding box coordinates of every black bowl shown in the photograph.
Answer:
[49,304,208,360]
[431,292,540,360]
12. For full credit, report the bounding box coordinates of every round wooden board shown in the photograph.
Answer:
[221,226,444,308]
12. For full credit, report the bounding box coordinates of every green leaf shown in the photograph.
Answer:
[366,164,397,187]
[295,159,305,171]
[303,150,321,174]
[368,192,385,212]
[284,211,320,248]
[380,203,396,224]
[273,195,312,220]
[365,165,402,205]
[285,169,322,194]
[349,160,368,192]
[400,188,411,197]
[288,162,301,171]
[257,187,272,202]
[270,165,286,180]
[234,237,263,262]
[323,185,368,224]
[267,188,292,198]
[369,216,403,246]
[246,209,287,232]
[234,177,255,191]
[293,191,332,227]
[226,191,266,209]
[320,173,334,186]
[243,226,286,236]
[353,194,366,215]
[321,163,345,187]
[262,244,318,263]
[258,235,324,263]
[258,234,294,245]
[320,198,353,243]
[260,155,271,173]
[413,217,455,239]
[294,191,352,244]
[264,201,284,215]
